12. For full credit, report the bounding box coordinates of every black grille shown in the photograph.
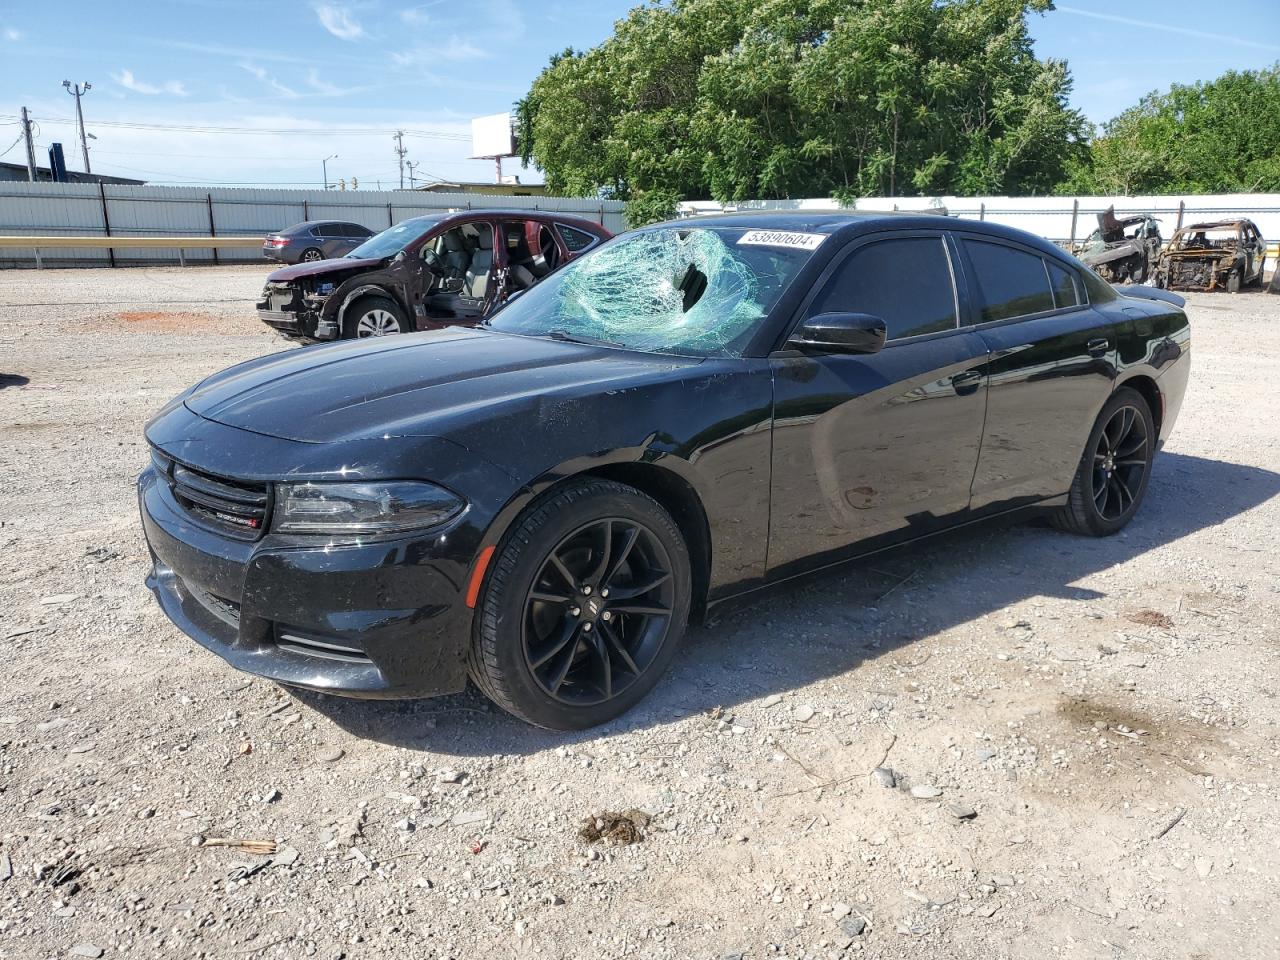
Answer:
[151,447,270,538]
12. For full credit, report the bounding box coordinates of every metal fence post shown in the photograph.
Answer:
[979,202,986,221]
[207,193,219,266]
[1069,199,1079,248]
[98,182,116,268]
[387,202,393,227]
[1176,201,1186,231]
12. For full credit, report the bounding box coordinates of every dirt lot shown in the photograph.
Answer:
[1,265,1279,960]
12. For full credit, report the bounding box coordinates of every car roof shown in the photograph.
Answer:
[1177,219,1250,231]
[429,209,608,231]
[287,219,367,230]
[647,209,1070,258]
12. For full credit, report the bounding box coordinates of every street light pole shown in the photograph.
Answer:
[322,154,338,190]
[62,80,93,174]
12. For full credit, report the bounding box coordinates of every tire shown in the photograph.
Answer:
[301,247,324,263]
[342,295,406,339]
[469,478,692,729]
[1051,387,1156,537]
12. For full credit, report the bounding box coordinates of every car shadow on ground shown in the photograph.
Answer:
[0,374,30,389]
[300,452,1279,756]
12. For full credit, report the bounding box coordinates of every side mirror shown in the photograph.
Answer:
[787,312,887,355]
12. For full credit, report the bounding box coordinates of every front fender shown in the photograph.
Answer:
[326,282,399,329]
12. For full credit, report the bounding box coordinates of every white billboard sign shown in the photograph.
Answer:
[471,113,515,159]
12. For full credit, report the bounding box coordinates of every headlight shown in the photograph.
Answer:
[274,481,464,534]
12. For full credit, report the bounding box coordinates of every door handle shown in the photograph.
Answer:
[950,370,982,395]
[1087,338,1110,357]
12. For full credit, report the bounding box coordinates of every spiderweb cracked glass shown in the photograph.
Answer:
[554,229,765,354]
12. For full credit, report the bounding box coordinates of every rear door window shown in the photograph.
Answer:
[556,224,598,253]
[963,240,1056,323]
[313,223,342,239]
[340,223,370,238]
[1046,260,1081,309]
[807,236,958,341]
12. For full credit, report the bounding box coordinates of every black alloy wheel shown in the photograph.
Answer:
[522,517,675,706]
[1090,403,1149,521]
[1053,387,1155,537]
[301,247,324,262]
[469,478,691,729]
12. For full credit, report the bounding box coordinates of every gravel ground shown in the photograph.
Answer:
[2,265,1279,960]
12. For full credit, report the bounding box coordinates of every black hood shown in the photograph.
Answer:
[183,328,698,445]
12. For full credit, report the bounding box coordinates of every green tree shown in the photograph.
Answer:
[515,0,1087,217]
[1062,65,1280,195]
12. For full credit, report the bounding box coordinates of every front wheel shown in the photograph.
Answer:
[1052,387,1155,537]
[343,295,406,339]
[469,479,691,729]
[1227,269,1241,294]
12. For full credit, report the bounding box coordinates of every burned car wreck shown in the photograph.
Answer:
[1079,206,1162,284]
[256,211,611,340]
[1156,219,1267,293]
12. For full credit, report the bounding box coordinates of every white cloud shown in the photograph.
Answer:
[1055,6,1280,54]
[392,36,488,67]
[313,2,364,41]
[400,6,430,27]
[237,62,299,99]
[306,68,345,97]
[4,27,24,41]
[112,69,189,97]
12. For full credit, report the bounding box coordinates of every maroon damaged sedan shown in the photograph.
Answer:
[256,210,611,341]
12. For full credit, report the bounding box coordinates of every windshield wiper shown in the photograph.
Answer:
[545,328,624,349]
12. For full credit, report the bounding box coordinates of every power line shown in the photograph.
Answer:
[0,131,25,158]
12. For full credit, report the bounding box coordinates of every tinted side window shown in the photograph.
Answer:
[963,240,1057,323]
[807,237,957,341]
[340,223,370,238]
[556,224,597,252]
[313,223,341,238]
[1046,260,1080,309]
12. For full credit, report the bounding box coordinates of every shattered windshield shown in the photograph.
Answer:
[1173,228,1237,249]
[485,226,821,357]
[346,216,443,259]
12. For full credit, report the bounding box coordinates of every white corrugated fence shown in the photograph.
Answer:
[681,194,1280,249]
[0,182,626,267]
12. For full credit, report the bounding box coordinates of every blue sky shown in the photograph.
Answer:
[1,0,1277,189]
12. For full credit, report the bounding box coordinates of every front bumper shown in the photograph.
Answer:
[138,466,473,699]
[256,306,307,335]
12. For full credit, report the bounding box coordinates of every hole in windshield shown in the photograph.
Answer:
[485,226,821,357]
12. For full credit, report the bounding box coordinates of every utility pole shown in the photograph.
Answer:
[406,160,419,189]
[20,106,37,181]
[62,80,93,174]
[392,130,406,189]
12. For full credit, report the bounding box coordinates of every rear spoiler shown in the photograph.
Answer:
[1113,284,1186,308]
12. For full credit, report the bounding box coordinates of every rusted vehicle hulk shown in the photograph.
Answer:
[1156,219,1267,293]
[1079,206,1162,284]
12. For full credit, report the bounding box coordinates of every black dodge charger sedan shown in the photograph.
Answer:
[139,213,1190,729]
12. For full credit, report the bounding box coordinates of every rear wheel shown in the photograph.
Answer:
[343,295,406,339]
[1052,387,1155,537]
[469,479,691,729]
[301,247,324,263]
